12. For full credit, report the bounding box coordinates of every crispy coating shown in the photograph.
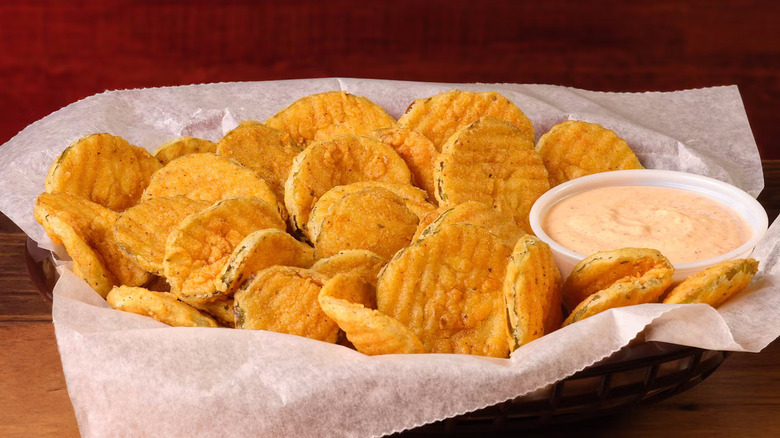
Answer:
[319,274,424,355]
[114,196,209,275]
[216,228,315,296]
[233,266,338,342]
[310,250,387,287]
[163,197,286,301]
[45,133,162,211]
[434,117,549,232]
[177,295,236,327]
[34,192,150,296]
[153,136,217,165]
[562,248,675,326]
[562,247,673,312]
[398,89,534,150]
[535,120,643,187]
[413,200,525,247]
[265,91,398,147]
[314,187,419,260]
[308,181,434,242]
[664,259,759,307]
[373,126,439,202]
[504,235,562,350]
[216,121,303,200]
[376,223,512,357]
[107,285,218,328]
[284,135,412,236]
[142,152,283,219]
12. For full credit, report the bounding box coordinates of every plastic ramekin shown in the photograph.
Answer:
[529,169,768,282]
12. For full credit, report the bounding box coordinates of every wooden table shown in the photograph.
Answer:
[2,164,779,438]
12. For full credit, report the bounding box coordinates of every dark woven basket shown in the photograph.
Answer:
[25,239,728,436]
[400,341,728,436]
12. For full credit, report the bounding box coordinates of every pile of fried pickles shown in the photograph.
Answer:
[34,89,759,358]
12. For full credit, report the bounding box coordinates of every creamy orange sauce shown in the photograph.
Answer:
[542,186,752,264]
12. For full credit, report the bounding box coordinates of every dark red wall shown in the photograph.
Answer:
[2,0,778,157]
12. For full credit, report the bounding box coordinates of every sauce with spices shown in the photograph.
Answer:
[542,185,752,264]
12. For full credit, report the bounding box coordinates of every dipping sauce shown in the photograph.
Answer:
[542,185,752,264]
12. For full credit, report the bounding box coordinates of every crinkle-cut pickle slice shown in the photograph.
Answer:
[142,152,283,220]
[114,196,209,275]
[313,187,419,260]
[319,274,424,355]
[376,223,512,357]
[504,234,562,351]
[163,197,286,301]
[107,285,218,328]
[663,258,758,307]
[372,126,439,202]
[434,116,549,232]
[234,266,338,342]
[535,120,643,187]
[216,228,314,296]
[153,136,217,165]
[398,89,534,150]
[35,192,150,297]
[284,134,411,236]
[562,247,674,312]
[413,200,525,247]
[307,181,434,242]
[562,248,675,326]
[216,121,303,200]
[310,249,387,287]
[45,133,162,211]
[265,90,398,147]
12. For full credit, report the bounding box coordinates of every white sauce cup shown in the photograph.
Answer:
[529,169,768,282]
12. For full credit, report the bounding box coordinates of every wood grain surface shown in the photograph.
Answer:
[0,1,778,157]
[1,165,779,437]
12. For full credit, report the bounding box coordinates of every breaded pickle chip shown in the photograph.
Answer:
[142,153,282,219]
[45,133,162,211]
[200,298,236,327]
[376,223,512,357]
[216,228,315,296]
[504,235,563,350]
[398,89,534,150]
[265,91,398,147]
[310,250,387,287]
[35,192,150,296]
[115,196,209,275]
[314,187,419,260]
[536,120,643,187]
[284,135,412,236]
[234,266,338,342]
[664,259,759,307]
[413,200,525,247]
[107,285,218,328]
[153,136,217,165]
[562,248,673,312]
[562,248,675,326]
[178,295,236,327]
[308,181,433,242]
[163,197,286,301]
[434,117,549,232]
[373,126,439,202]
[319,274,424,355]
[216,121,303,200]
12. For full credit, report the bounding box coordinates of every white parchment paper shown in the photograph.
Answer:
[1,78,778,438]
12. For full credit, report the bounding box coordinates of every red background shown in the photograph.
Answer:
[1,0,778,157]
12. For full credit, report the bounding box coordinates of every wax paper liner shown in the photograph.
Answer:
[1,78,778,437]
